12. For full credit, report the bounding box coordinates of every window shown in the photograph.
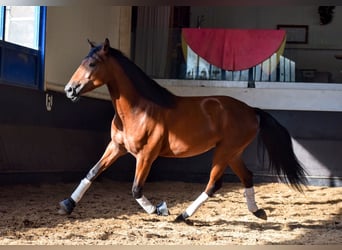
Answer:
[0,6,46,89]
[3,6,40,49]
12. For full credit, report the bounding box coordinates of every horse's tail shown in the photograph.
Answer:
[254,108,308,192]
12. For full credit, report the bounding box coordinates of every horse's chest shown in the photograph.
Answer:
[112,112,162,155]
[113,129,148,155]
[125,134,148,155]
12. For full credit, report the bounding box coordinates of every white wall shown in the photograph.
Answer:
[190,6,342,83]
[44,6,131,99]
[158,79,342,112]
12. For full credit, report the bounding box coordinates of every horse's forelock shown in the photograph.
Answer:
[86,45,101,59]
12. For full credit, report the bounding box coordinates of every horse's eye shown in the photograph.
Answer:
[89,62,96,67]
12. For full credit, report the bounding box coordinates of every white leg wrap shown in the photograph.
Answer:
[136,195,156,214]
[244,187,259,213]
[185,192,209,217]
[71,178,92,203]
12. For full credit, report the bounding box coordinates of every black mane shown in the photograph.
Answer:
[96,46,177,108]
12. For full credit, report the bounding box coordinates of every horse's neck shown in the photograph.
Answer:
[107,77,145,120]
[106,58,155,122]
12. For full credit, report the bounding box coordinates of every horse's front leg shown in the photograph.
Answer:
[58,141,125,215]
[131,154,168,216]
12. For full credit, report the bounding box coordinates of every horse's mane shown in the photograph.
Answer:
[98,46,177,108]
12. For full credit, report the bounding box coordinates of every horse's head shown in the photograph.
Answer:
[64,38,111,102]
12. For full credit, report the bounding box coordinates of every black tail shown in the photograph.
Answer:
[254,108,308,192]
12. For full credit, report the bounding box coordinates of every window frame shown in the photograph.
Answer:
[0,6,46,90]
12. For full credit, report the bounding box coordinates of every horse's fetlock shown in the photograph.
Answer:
[132,185,142,199]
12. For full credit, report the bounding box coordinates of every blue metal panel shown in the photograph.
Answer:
[1,46,37,87]
[37,6,46,90]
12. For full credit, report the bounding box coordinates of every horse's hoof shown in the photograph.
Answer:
[174,214,186,223]
[58,198,76,215]
[156,201,169,216]
[174,213,193,225]
[253,209,267,220]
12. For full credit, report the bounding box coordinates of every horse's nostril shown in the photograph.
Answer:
[65,86,72,93]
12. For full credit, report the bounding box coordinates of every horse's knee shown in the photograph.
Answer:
[132,185,143,199]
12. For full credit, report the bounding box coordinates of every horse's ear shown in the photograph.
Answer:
[103,38,110,54]
[87,39,96,48]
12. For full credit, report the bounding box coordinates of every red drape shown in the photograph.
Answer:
[182,28,286,71]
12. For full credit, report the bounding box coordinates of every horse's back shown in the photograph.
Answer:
[159,95,259,158]
[173,95,257,128]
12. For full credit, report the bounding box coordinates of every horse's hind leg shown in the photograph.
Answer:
[175,150,267,222]
[227,156,267,220]
[175,148,228,222]
[58,141,125,215]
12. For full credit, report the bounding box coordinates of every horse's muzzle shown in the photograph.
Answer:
[64,83,82,102]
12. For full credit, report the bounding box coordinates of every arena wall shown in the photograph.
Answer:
[0,5,341,187]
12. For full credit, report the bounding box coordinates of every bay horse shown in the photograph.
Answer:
[59,38,307,222]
